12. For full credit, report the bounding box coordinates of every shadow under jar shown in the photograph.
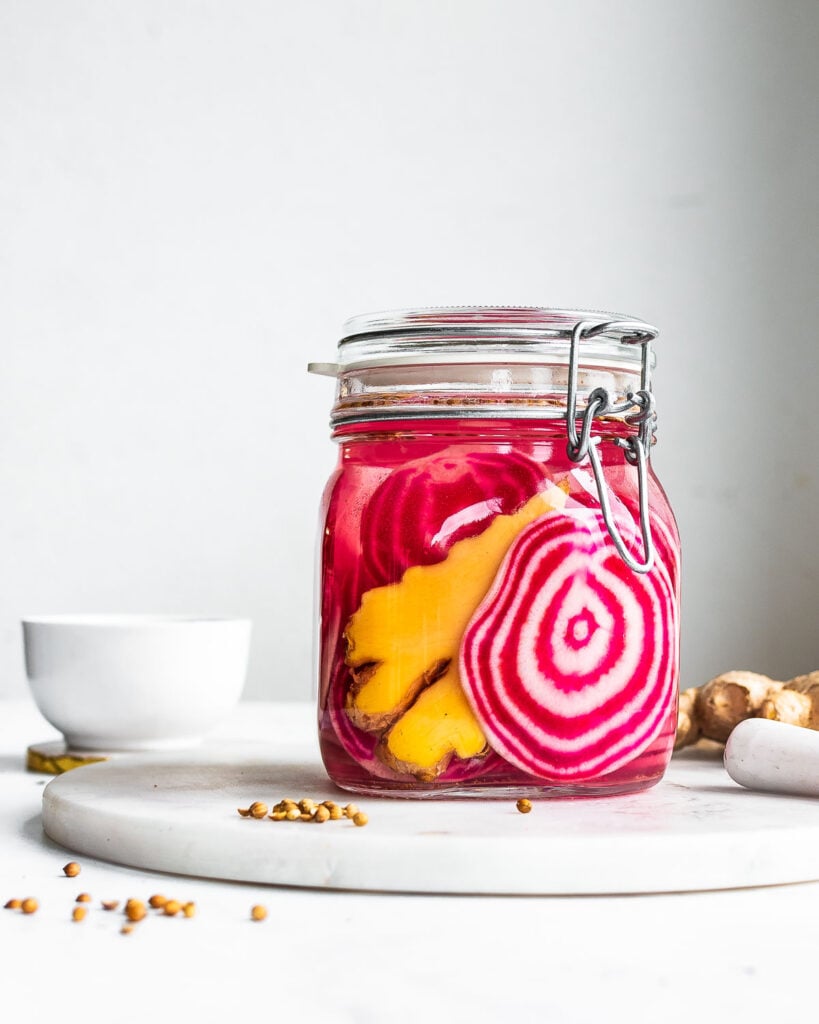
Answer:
[310,307,680,798]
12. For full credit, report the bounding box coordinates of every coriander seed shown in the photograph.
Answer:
[516,798,532,814]
[250,904,267,921]
[72,906,87,922]
[125,900,146,922]
[21,898,38,914]
[352,812,368,827]
[63,862,81,878]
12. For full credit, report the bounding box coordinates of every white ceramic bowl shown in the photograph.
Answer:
[22,615,252,751]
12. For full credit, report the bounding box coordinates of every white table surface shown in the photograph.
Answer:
[2,699,818,1024]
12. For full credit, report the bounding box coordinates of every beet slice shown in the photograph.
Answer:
[567,466,680,593]
[361,448,548,584]
[459,508,678,781]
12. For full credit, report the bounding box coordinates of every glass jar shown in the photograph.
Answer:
[310,308,680,798]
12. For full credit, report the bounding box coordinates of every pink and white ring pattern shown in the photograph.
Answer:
[460,508,678,781]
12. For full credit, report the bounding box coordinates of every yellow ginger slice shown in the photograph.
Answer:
[378,663,487,780]
[344,484,567,733]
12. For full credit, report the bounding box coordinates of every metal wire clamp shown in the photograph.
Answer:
[565,319,659,574]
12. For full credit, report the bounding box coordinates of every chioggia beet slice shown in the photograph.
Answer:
[459,508,678,781]
[567,466,680,596]
[361,448,549,584]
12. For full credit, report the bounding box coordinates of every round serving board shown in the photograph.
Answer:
[42,740,819,895]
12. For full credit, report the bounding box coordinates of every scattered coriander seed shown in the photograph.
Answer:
[299,812,313,822]
[281,799,297,809]
[163,900,182,917]
[21,898,38,914]
[101,900,120,911]
[120,925,134,935]
[76,893,92,903]
[63,862,81,877]
[72,906,87,923]
[516,798,533,814]
[237,807,251,817]
[148,894,167,909]
[125,900,146,922]
[270,810,287,821]
[321,801,337,811]
[249,801,268,819]
[314,806,330,823]
[343,803,359,819]
[183,902,196,918]
[4,899,21,910]
[285,808,300,821]
[352,812,368,827]
[250,904,267,921]
[299,798,315,814]
[329,805,343,820]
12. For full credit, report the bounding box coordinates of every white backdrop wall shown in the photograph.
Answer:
[1,1,817,702]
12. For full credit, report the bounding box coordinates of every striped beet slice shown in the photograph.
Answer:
[459,508,678,781]
[567,466,680,597]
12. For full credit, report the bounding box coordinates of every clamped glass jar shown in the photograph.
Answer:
[310,308,680,798]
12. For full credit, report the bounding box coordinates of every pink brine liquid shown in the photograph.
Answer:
[318,420,680,798]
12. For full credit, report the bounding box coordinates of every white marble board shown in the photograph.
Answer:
[41,741,819,895]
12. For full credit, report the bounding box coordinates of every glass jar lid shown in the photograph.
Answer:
[309,306,662,574]
[310,306,657,375]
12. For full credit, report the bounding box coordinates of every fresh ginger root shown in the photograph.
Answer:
[344,485,567,733]
[675,687,701,748]
[344,484,568,778]
[675,669,819,749]
[378,663,488,780]
[759,672,819,730]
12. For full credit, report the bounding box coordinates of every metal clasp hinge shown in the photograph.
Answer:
[566,319,659,574]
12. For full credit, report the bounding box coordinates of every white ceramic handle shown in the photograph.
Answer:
[725,718,819,797]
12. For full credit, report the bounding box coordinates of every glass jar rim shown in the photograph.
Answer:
[342,306,650,340]
[315,306,657,375]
